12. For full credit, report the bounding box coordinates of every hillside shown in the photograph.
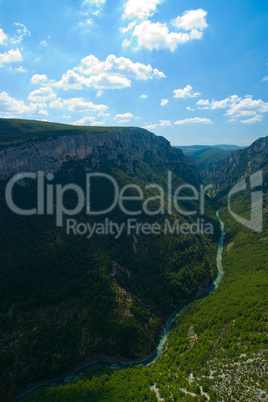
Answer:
[23,133,268,401]
[0,119,219,401]
[175,145,243,171]
[201,136,268,190]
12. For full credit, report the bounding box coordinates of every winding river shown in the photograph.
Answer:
[17,211,225,400]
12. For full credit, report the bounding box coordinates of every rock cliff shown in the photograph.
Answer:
[201,136,268,188]
[0,122,199,183]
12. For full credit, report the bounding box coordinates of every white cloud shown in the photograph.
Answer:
[96,90,103,97]
[125,8,208,51]
[42,54,165,91]
[31,74,48,84]
[114,112,133,123]
[0,48,22,65]
[225,96,268,120]
[174,85,201,98]
[174,117,212,125]
[143,119,172,129]
[197,94,268,124]
[241,115,264,124]
[98,111,110,117]
[143,123,158,130]
[121,21,137,33]
[40,40,48,47]
[173,9,208,31]
[140,94,148,99]
[28,87,56,102]
[159,120,171,126]
[261,76,268,82]
[72,116,106,126]
[12,23,31,44]
[15,66,26,72]
[133,21,192,51]
[52,69,131,90]
[76,54,165,80]
[197,99,210,109]
[0,28,7,45]
[0,91,47,117]
[82,0,106,15]
[186,106,195,111]
[92,120,106,126]
[122,39,132,47]
[49,97,109,112]
[161,98,169,106]
[83,0,106,5]
[123,0,162,20]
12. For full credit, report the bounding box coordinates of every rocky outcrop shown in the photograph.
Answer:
[0,125,199,183]
[201,136,268,188]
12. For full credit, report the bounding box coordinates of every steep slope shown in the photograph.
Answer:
[201,136,268,189]
[24,141,268,401]
[0,119,218,401]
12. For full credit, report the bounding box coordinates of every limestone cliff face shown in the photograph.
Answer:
[0,127,199,183]
[202,136,268,188]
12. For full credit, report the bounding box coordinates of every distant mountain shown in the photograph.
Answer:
[176,144,243,152]
[175,145,244,170]
[0,119,219,400]
[202,136,268,189]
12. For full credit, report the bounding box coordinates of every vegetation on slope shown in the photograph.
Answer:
[0,151,218,401]
[24,165,268,401]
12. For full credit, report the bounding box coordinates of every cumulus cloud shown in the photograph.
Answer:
[186,106,195,111]
[50,54,165,91]
[262,76,268,82]
[197,99,210,107]
[143,119,172,129]
[143,123,158,130]
[76,54,165,80]
[52,69,131,90]
[225,96,268,120]
[197,95,268,123]
[174,117,212,125]
[122,8,208,51]
[72,116,105,126]
[0,91,47,117]
[0,48,22,66]
[173,9,208,31]
[114,112,134,123]
[159,120,171,126]
[161,98,169,106]
[49,97,109,112]
[123,0,162,20]
[0,28,7,45]
[31,74,48,84]
[174,85,201,98]
[133,21,192,51]
[28,87,56,102]
[140,94,148,99]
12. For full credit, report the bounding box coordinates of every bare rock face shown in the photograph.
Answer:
[0,126,199,183]
[201,136,268,188]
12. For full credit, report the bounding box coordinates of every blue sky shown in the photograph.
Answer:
[0,0,267,145]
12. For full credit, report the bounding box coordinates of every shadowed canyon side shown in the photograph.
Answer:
[0,119,219,401]
[201,136,268,189]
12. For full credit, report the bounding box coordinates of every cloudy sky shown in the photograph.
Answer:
[0,0,268,145]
